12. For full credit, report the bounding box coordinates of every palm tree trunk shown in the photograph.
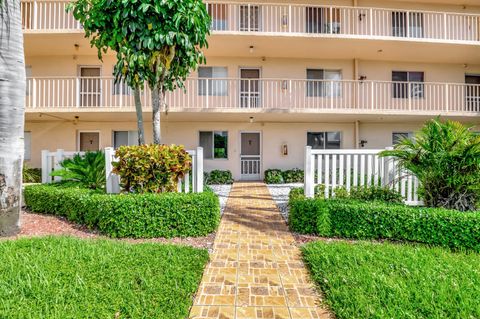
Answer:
[0,0,26,236]
[151,84,162,144]
[133,87,145,145]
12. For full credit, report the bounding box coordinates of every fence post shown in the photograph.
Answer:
[304,146,314,198]
[104,147,120,194]
[383,147,394,187]
[196,147,204,193]
[41,150,49,183]
[53,149,64,182]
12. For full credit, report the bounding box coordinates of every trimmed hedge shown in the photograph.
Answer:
[24,184,220,238]
[289,198,480,251]
[264,168,304,184]
[205,170,234,185]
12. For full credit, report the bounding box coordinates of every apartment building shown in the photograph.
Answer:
[22,0,480,180]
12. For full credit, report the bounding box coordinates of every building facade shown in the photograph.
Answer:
[22,0,480,180]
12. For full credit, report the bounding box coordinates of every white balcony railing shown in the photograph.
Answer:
[21,1,480,43]
[25,77,480,114]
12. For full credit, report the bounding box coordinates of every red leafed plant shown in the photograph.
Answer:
[112,144,191,193]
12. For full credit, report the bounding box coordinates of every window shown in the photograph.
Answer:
[307,132,341,149]
[392,12,424,38]
[199,131,228,159]
[208,3,227,31]
[24,131,31,160]
[306,69,342,97]
[113,80,132,96]
[392,132,413,145]
[392,71,424,99]
[113,131,138,148]
[239,5,260,31]
[198,67,228,96]
[306,7,340,34]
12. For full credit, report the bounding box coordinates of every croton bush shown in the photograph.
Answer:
[113,144,191,193]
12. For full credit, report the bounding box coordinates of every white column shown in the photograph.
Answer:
[196,147,204,193]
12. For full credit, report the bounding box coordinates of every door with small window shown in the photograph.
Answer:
[240,68,261,108]
[79,67,101,107]
[240,132,261,180]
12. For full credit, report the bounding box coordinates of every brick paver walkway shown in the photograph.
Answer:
[189,182,330,319]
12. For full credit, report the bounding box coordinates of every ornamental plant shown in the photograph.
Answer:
[112,144,191,193]
[380,119,480,211]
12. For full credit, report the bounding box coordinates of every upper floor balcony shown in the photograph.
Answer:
[24,77,480,117]
[20,1,480,44]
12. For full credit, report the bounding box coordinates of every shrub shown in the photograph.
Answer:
[380,119,480,211]
[349,186,403,203]
[289,198,480,251]
[205,170,233,185]
[50,151,106,190]
[24,184,220,238]
[289,185,326,201]
[264,169,284,184]
[282,168,304,183]
[113,144,191,193]
[23,165,41,183]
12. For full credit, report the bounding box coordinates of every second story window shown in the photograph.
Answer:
[392,11,424,38]
[306,69,342,97]
[208,3,227,31]
[306,7,341,34]
[392,132,413,145]
[240,5,260,32]
[392,71,424,99]
[198,67,228,96]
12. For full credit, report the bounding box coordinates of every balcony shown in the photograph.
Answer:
[20,1,480,44]
[25,77,480,116]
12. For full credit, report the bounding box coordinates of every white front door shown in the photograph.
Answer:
[240,132,261,180]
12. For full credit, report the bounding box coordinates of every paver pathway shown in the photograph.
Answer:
[189,182,330,319]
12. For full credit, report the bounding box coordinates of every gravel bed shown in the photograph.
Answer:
[209,184,232,215]
[267,183,302,221]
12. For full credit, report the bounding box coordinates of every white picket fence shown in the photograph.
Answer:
[41,147,204,194]
[304,146,422,205]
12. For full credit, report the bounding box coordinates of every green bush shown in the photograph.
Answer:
[289,198,480,251]
[50,151,105,190]
[113,144,191,193]
[380,119,480,211]
[205,170,233,184]
[22,165,41,183]
[282,168,304,183]
[264,169,284,184]
[24,184,220,238]
[288,185,326,201]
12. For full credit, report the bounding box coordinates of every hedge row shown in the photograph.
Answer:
[24,185,220,238]
[289,198,480,251]
[264,168,304,184]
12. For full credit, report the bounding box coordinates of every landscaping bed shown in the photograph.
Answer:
[267,183,302,221]
[303,241,480,319]
[24,184,221,238]
[0,236,208,319]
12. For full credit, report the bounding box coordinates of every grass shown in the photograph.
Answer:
[302,241,480,319]
[0,236,209,319]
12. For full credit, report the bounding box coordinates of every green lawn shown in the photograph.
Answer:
[0,237,209,319]
[302,241,480,319]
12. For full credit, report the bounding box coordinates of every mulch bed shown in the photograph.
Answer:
[2,211,216,251]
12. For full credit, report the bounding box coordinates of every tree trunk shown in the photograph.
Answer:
[133,87,145,145]
[151,84,162,144]
[0,0,26,236]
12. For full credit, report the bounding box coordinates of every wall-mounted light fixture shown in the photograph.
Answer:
[359,140,368,148]
[249,45,254,54]
[281,143,288,156]
[249,116,254,123]
[359,75,367,81]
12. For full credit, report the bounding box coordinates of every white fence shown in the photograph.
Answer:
[304,147,422,205]
[25,77,480,114]
[41,147,204,194]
